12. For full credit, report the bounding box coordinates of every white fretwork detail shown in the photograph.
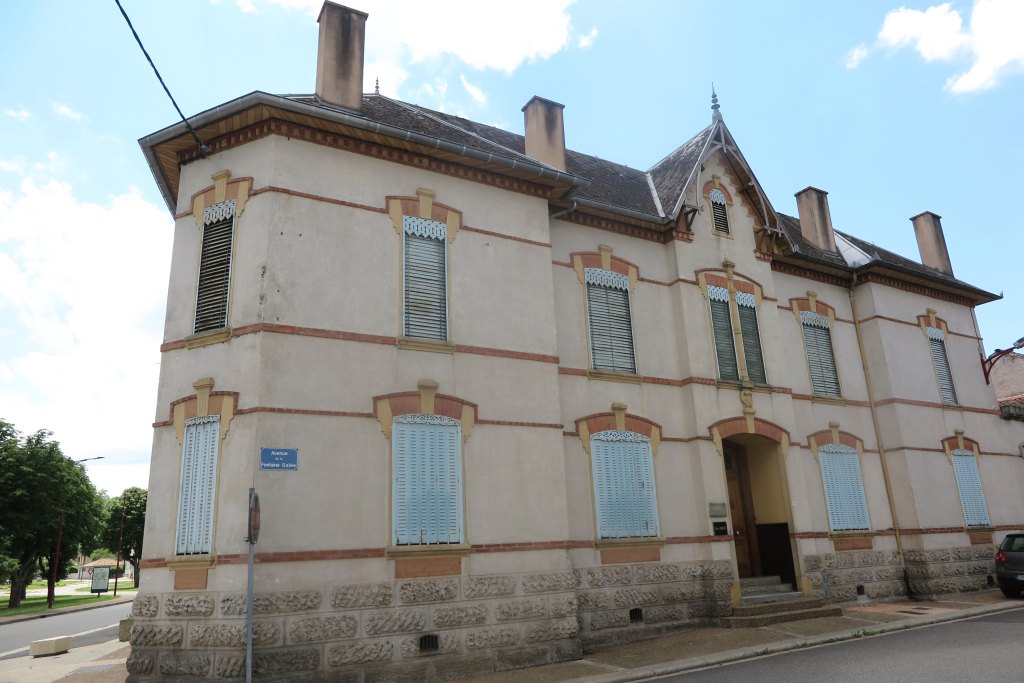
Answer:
[584,268,629,291]
[403,216,447,240]
[710,188,727,205]
[926,326,945,341]
[203,200,236,226]
[736,291,756,308]
[185,415,221,427]
[707,285,730,303]
[592,430,651,443]
[819,443,856,454]
[394,414,460,427]
[801,310,830,329]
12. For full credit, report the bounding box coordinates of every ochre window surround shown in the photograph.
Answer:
[571,246,641,380]
[941,431,991,528]
[917,310,958,405]
[698,264,767,385]
[790,293,841,398]
[702,176,734,236]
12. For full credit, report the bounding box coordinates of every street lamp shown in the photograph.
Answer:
[48,456,104,609]
[982,336,1024,384]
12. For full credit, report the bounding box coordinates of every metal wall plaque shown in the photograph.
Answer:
[713,521,729,536]
[708,502,728,518]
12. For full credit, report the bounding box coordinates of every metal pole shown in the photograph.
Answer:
[48,505,64,609]
[246,487,255,683]
[113,507,125,596]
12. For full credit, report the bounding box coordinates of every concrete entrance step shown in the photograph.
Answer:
[741,582,795,596]
[733,597,823,616]
[722,604,844,628]
[741,590,807,605]
[739,575,784,588]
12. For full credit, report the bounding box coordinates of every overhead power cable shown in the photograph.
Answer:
[114,0,208,153]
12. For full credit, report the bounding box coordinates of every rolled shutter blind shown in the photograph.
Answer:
[708,286,738,381]
[194,208,234,334]
[952,449,990,527]
[392,416,463,545]
[736,296,766,384]
[403,217,448,341]
[176,416,220,554]
[819,445,870,531]
[591,432,659,539]
[801,312,840,397]
[585,269,636,373]
[927,328,957,404]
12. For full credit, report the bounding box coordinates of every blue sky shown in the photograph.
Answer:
[1,0,1021,496]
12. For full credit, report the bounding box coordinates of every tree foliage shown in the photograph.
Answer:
[103,487,147,588]
[0,419,104,608]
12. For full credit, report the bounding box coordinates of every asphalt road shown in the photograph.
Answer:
[0,603,129,661]
[659,607,1024,682]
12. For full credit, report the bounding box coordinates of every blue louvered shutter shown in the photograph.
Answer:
[736,292,766,384]
[951,449,990,527]
[403,217,448,340]
[819,444,870,531]
[591,432,659,539]
[176,415,221,555]
[710,188,730,234]
[802,311,841,397]
[708,286,739,381]
[585,268,636,373]
[392,416,463,545]
[926,327,957,404]
[194,200,236,334]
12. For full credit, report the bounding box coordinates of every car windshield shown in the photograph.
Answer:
[1000,536,1024,552]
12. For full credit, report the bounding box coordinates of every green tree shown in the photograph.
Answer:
[103,487,147,588]
[0,420,104,608]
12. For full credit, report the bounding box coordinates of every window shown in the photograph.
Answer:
[951,448,990,527]
[585,268,636,373]
[926,327,957,404]
[391,414,463,545]
[403,216,448,341]
[801,311,841,397]
[590,430,659,539]
[194,200,236,334]
[176,415,221,555]
[819,444,870,531]
[708,285,766,383]
[710,188,730,234]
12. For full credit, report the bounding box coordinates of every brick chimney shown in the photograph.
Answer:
[522,96,566,171]
[315,2,368,111]
[794,186,837,253]
[911,211,953,276]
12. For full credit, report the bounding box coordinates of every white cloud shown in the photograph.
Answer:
[876,0,1024,93]
[0,172,171,495]
[235,0,257,13]
[845,43,869,69]
[0,159,23,173]
[53,103,84,120]
[459,75,487,105]
[4,108,30,121]
[578,27,598,49]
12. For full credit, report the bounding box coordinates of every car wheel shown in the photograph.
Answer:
[1000,586,1022,599]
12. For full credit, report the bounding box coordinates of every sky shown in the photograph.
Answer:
[1,0,1021,497]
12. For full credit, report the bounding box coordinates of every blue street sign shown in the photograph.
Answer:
[260,448,298,471]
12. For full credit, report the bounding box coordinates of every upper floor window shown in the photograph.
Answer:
[392,414,463,545]
[951,448,990,527]
[709,188,730,234]
[819,443,870,531]
[176,415,221,555]
[590,430,659,539]
[708,285,766,384]
[585,268,636,374]
[194,200,236,334]
[926,327,957,404]
[801,311,841,397]
[403,216,448,341]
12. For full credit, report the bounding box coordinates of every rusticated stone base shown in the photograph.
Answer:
[903,545,995,596]
[128,560,733,681]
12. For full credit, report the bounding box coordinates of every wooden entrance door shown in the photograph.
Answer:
[724,442,761,577]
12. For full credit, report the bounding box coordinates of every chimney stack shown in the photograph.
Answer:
[911,211,953,276]
[315,2,368,111]
[522,96,566,171]
[794,187,837,253]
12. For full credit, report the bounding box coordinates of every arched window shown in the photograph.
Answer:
[590,430,659,539]
[391,414,463,545]
[818,443,869,531]
[709,188,730,234]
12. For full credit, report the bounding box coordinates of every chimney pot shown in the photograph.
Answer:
[316,2,368,111]
[794,186,837,253]
[911,211,953,276]
[522,96,566,171]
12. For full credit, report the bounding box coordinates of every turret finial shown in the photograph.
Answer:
[711,84,722,122]
[375,76,380,95]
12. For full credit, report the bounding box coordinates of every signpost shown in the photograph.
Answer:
[90,567,110,595]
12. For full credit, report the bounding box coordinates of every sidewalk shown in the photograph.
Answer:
[2,591,1018,683]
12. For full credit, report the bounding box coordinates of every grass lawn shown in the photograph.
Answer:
[0,593,124,618]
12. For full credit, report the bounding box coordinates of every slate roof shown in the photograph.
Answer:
[648,124,715,215]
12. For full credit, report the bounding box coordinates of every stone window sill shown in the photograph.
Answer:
[594,536,664,550]
[186,328,231,349]
[716,380,773,393]
[828,530,875,539]
[396,337,455,354]
[385,543,470,559]
[588,369,642,384]
[166,555,216,570]
[811,395,846,406]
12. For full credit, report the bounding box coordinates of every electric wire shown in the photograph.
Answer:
[113,0,207,153]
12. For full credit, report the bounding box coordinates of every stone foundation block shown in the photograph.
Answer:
[189,621,280,648]
[434,653,496,681]
[633,563,681,583]
[521,571,579,593]
[221,589,322,616]
[131,624,184,648]
[525,617,578,642]
[364,609,426,635]
[126,651,155,675]
[328,640,394,666]
[588,610,630,631]
[465,626,520,650]
[158,652,211,676]
[550,594,578,617]
[586,566,633,587]
[496,646,550,672]
[464,575,516,598]
[165,593,214,617]
[612,587,661,608]
[132,594,158,618]
[399,578,458,604]
[433,603,487,627]
[287,615,358,643]
[496,598,546,622]
[332,583,394,609]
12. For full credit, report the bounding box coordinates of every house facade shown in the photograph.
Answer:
[129,3,1024,680]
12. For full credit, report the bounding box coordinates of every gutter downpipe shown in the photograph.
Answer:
[549,200,577,220]
[849,270,913,598]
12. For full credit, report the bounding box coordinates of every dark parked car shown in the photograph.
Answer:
[995,533,1024,598]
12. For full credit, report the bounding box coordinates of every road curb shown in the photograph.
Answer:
[570,600,1023,683]
[0,596,135,627]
